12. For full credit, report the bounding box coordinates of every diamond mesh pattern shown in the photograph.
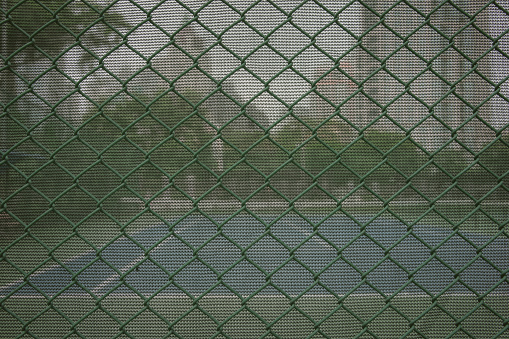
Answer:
[1,0,509,338]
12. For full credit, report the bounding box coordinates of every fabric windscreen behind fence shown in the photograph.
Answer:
[1,0,508,338]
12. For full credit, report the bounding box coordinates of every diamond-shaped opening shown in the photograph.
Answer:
[5,139,49,174]
[387,93,428,130]
[271,116,312,152]
[127,69,170,100]
[430,2,469,38]
[292,45,332,80]
[125,163,166,199]
[341,139,383,177]
[411,71,449,106]
[7,93,51,129]
[124,260,169,297]
[319,259,361,295]
[102,187,144,222]
[221,115,264,151]
[434,187,475,223]
[367,306,411,338]
[461,258,502,295]
[126,22,171,58]
[172,212,217,248]
[245,45,287,83]
[364,71,403,106]
[53,140,96,177]
[411,116,451,152]
[389,187,429,223]
[414,305,457,338]
[7,187,48,224]
[272,260,314,296]
[76,211,121,249]
[151,44,193,82]
[315,24,356,59]
[390,234,430,272]
[103,45,145,81]
[362,24,402,60]
[272,308,315,337]
[173,260,217,296]
[315,213,359,250]
[316,116,356,150]
[479,137,509,177]
[244,1,287,35]
[365,164,406,199]
[365,212,407,248]
[222,163,265,200]
[75,308,120,338]
[408,25,449,61]
[174,22,215,59]
[27,211,72,250]
[293,138,336,175]
[222,69,264,106]
[455,25,493,61]
[292,1,332,35]
[484,3,509,39]
[457,73,493,107]
[123,308,168,337]
[434,94,472,131]
[54,187,98,223]
[198,1,240,35]
[123,212,168,247]
[80,69,123,105]
[28,308,73,338]
[221,260,267,297]
[294,234,336,273]
[246,235,289,273]
[199,236,241,274]
[436,234,477,272]
[101,140,145,177]
[30,164,73,201]
[335,2,375,36]
[433,143,472,176]
[4,235,49,274]
[458,210,501,242]
[150,139,193,176]
[269,23,310,59]
[221,22,264,58]
[320,304,364,337]
[245,187,289,222]
[478,94,509,131]
[221,211,266,248]
[54,93,89,129]
[481,237,509,273]
[173,163,215,199]
[295,187,336,217]
[31,115,73,152]
[341,46,380,83]
[412,209,454,244]
[483,284,509,319]
[222,308,266,338]
[32,70,75,107]
[385,3,424,37]
[79,163,121,200]
[387,48,426,83]
[432,47,469,83]
[247,139,287,175]
[174,114,214,151]
[340,93,381,129]
[270,163,313,200]
[80,21,123,58]
[314,67,357,106]
[201,91,241,128]
[342,235,385,272]
[462,304,506,339]
[413,258,455,294]
[248,92,286,129]
[341,187,383,217]
[151,236,194,272]
[173,308,218,337]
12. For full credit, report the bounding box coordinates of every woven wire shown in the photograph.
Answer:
[1,0,508,338]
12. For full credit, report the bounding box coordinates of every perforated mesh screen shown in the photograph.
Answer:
[1,1,509,338]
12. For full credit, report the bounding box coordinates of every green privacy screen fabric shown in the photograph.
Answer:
[1,0,508,338]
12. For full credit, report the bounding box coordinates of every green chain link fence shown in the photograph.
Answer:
[1,0,508,338]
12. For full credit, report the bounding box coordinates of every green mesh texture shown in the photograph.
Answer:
[1,0,509,338]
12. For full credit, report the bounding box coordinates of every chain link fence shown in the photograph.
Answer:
[1,0,508,338]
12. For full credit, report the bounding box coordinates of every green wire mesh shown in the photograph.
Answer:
[1,0,508,338]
